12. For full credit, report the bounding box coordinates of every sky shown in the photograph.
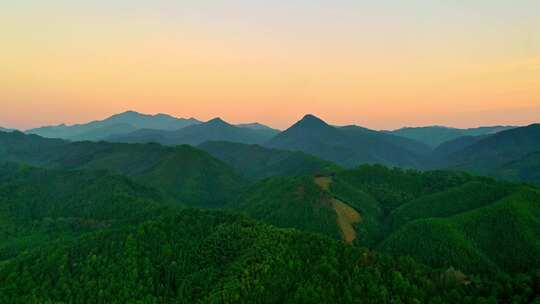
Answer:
[1,0,539,130]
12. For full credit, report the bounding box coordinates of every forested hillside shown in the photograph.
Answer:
[2,209,539,303]
[1,129,540,302]
[0,131,244,207]
[231,165,540,276]
[199,141,340,180]
[0,163,168,261]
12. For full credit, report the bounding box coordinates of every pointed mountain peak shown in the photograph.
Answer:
[206,117,230,126]
[294,114,329,128]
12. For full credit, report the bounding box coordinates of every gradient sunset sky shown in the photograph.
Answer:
[1,1,539,130]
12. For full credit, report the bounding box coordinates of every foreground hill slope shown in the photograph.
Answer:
[0,131,243,206]
[198,141,340,180]
[1,208,536,303]
[231,164,540,274]
[265,115,431,168]
[381,187,540,274]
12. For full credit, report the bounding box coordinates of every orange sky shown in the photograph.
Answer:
[1,1,539,130]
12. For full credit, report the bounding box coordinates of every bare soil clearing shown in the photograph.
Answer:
[314,176,361,243]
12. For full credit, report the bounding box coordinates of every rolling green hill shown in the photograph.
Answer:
[0,131,244,207]
[380,188,540,274]
[1,208,536,303]
[230,164,540,275]
[230,176,343,239]
[198,141,340,180]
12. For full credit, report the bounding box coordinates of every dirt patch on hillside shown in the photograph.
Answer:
[332,198,361,243]
[314,176,361,243]
[314,176,332,191]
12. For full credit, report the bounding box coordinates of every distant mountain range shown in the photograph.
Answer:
[26,111,202,141]
[4,111,540,184]
[24,111,281,143]
[0,127,15,133]
[110,117,279,146]
[387,125,515,148]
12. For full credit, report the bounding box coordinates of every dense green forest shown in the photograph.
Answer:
[231,165,540,276]
[1,129,540,302]
[0,163,169,261]
[2,209,540,303]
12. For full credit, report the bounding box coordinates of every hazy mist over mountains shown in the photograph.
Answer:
[1,110,538,185]
[13,110,518,146]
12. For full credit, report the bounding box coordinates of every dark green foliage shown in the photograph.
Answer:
[0,162,167,260]
[328,177,384,246]
[230,176,341,239]
[1,209,538,303]
[380,188,540,275]
[493,152,540,185]
[389,181,515,230]
[265,114,431,168]
[333,165,473,211]
[229,164,540,276]
[198,141,341,180]
[0,131,244,207]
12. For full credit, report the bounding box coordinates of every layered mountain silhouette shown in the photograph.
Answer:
[388,125,515,148]
[111,117,276,146]
[7,111,540,185]
[265,114,431,168]
[441,124,540,174]
[26,111,201,141]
